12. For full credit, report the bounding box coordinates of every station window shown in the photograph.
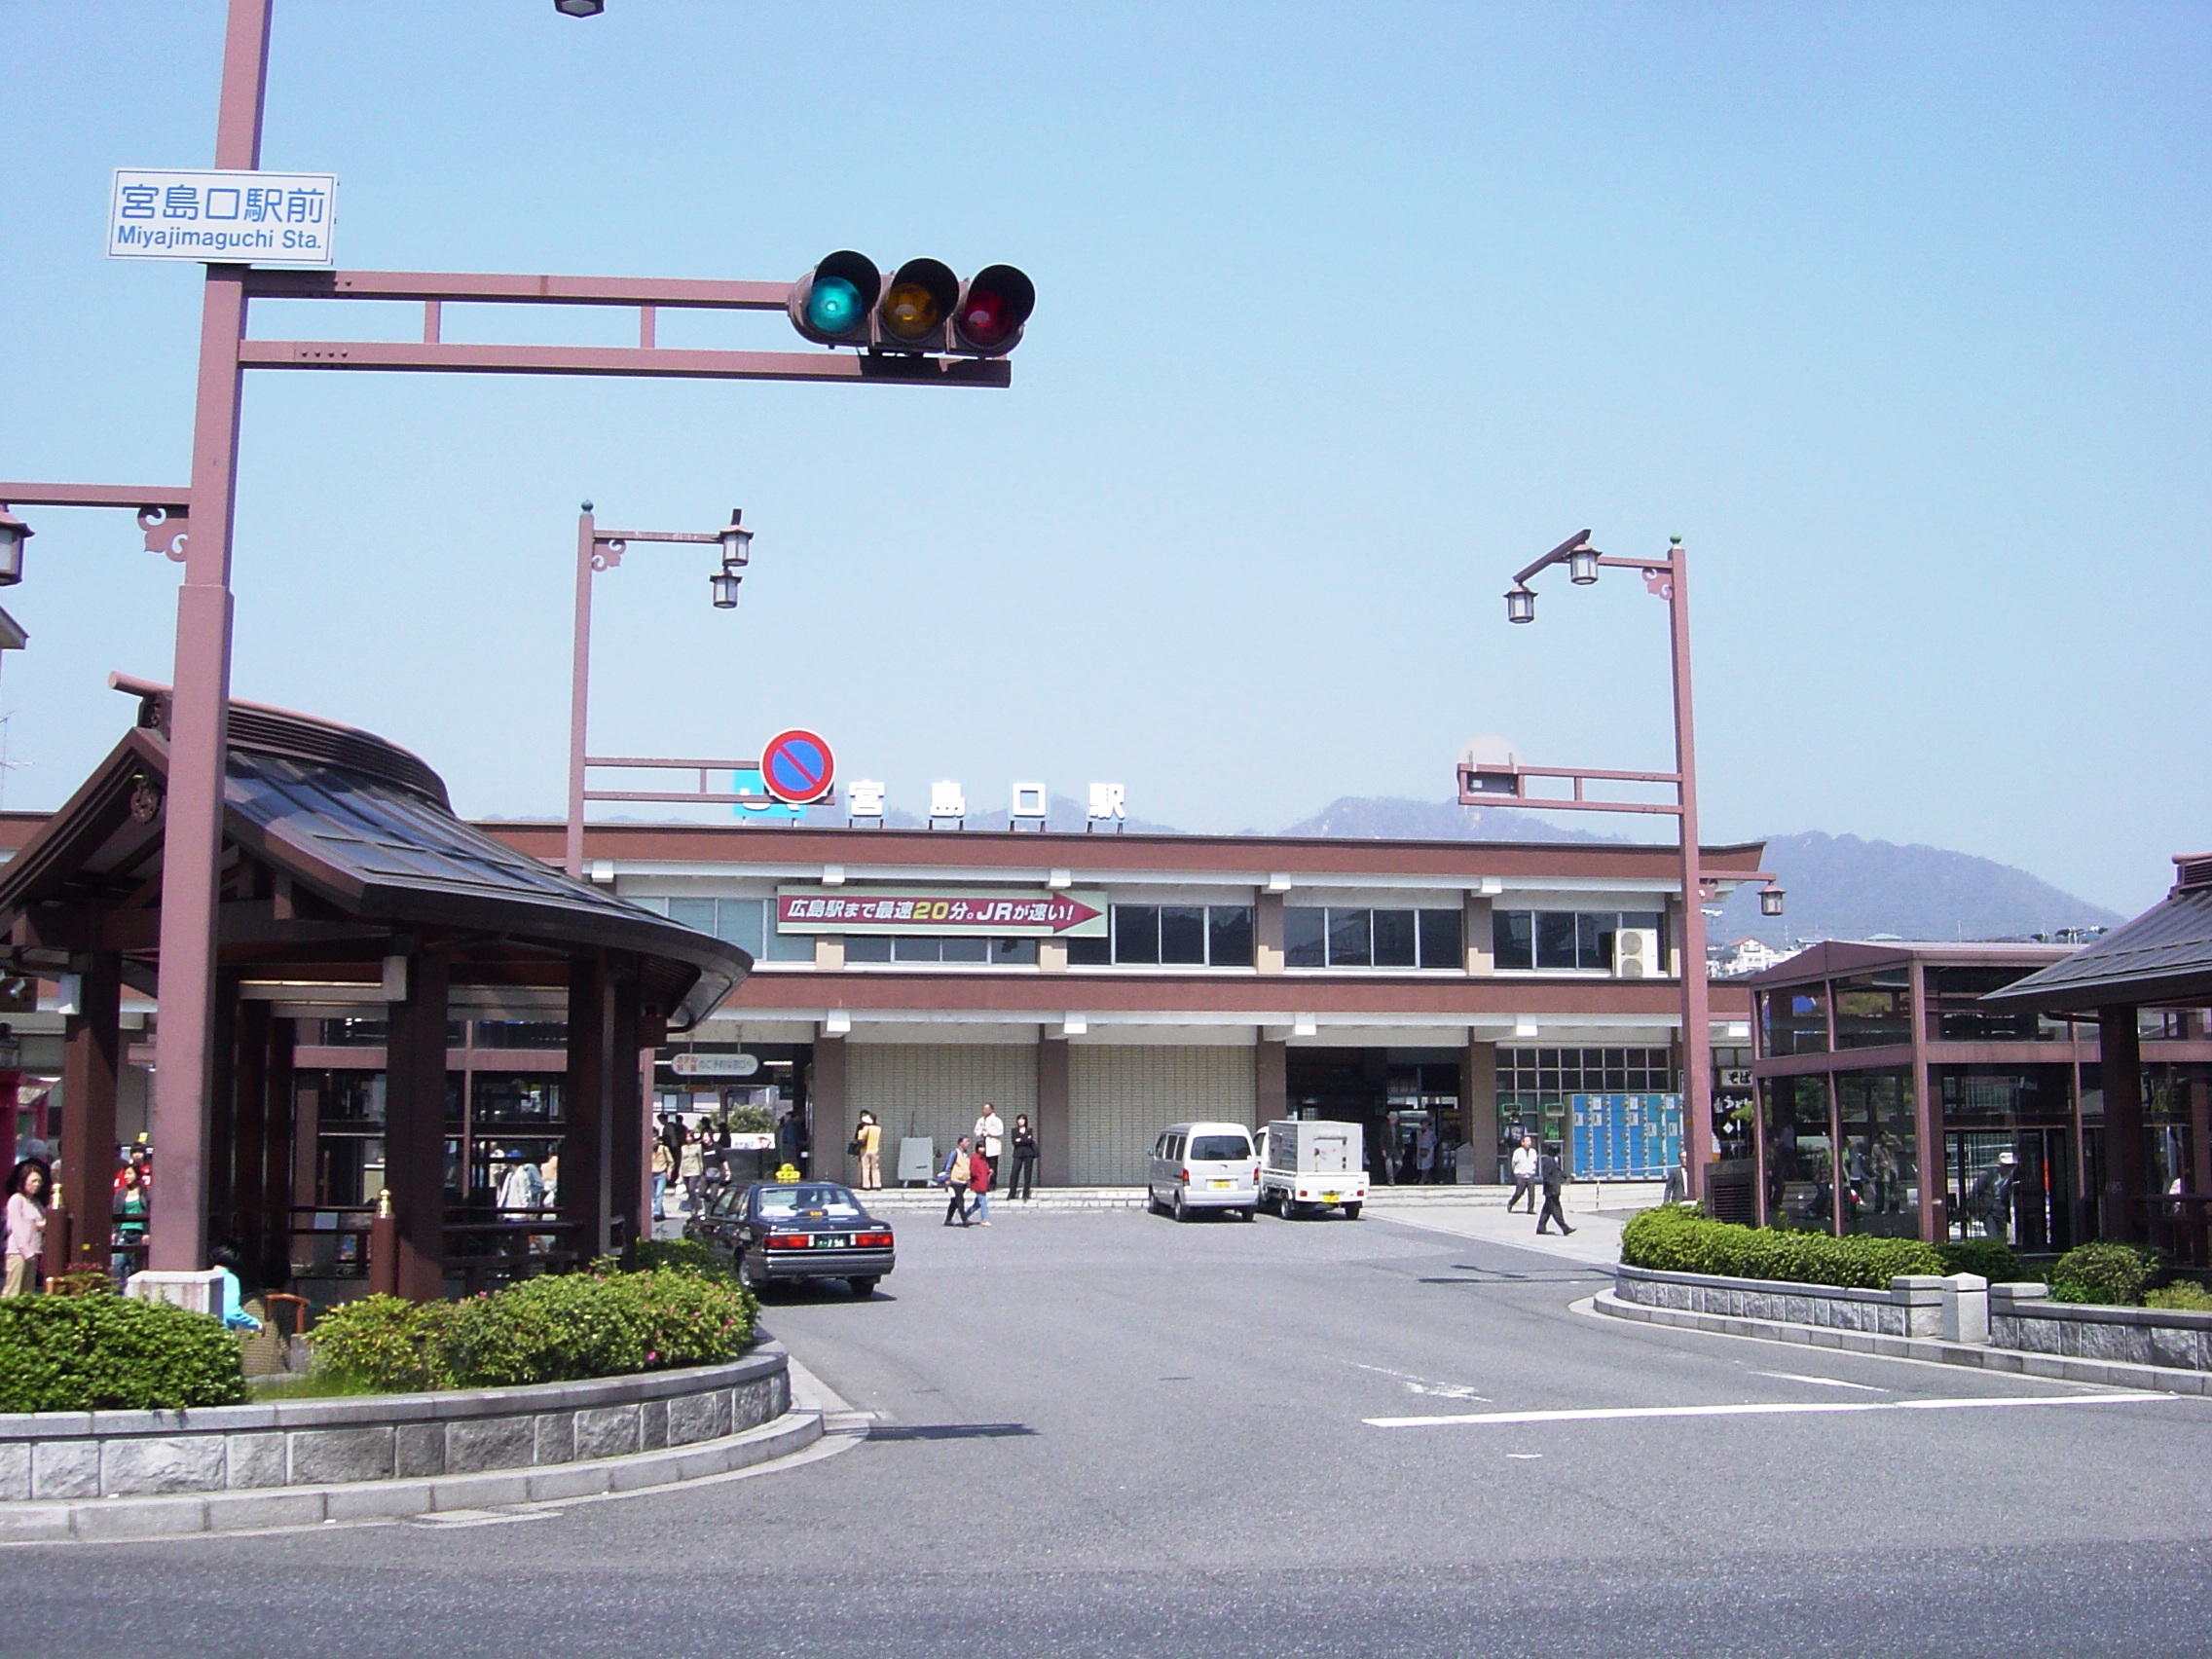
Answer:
[1285,907,1463,969]
[842,936,1038,965]
[1108,904,1255,967]
[1493,909,1665,974]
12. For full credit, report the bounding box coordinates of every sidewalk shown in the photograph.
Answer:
[1368,1197,1628,1268]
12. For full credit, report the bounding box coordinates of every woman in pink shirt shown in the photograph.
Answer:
[5,1159,51,1297]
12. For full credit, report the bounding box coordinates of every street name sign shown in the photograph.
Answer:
[775,885,1108,938]
[108,168,337,267]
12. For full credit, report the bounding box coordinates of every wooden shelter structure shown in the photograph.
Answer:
[0,678,749,1299]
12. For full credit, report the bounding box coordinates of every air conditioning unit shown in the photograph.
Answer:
[1614,928,1661,979]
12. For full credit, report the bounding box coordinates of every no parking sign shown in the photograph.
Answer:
[759,729,835,805]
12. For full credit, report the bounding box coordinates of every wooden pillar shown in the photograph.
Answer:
[1256,1037,1287,1126]
[203,971,241,1252]
[1038,1031,1071,1187]
[562,952,614,1259]
[1463,1036,1499,1182]
[384,949,451,1300]
[260,1014,296,1286]
[608,968,643,1253]
[55,954,122,1272]
[811,1031,849,1185]
[2099,1004,2145,1242]
[228,997,270,1262]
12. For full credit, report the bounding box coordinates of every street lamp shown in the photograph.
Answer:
[567,503,753,878]
[1760,884,1788,918]
[552,0,605,17]
[0,507,31,586]
[1567,545,1600,585]
[1504,584,1536,624]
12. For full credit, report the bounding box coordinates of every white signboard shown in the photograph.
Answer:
[671,1051,761,1078]
[108,168,338,267]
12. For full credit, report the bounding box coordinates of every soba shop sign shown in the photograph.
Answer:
[775,885,1107,938]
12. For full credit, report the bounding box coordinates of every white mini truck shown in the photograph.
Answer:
[1257,1119,1368,1219]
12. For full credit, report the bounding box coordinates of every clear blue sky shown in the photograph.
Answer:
[2,2,2205,912]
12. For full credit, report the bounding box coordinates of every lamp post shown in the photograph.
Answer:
[566,505,750,879]
[1475,530,1780,1201]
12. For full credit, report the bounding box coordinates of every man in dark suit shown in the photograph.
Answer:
[1535,1144,1575,1236]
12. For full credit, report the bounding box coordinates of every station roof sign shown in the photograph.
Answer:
[776,885,1106,938]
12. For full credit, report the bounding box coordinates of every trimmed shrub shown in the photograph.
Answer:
[631,1237,728,1280]
[0,1292,246,1413]
[1936,1239,2025,1284]
[2144,1281,2212,1313]
[1620,1204,1944,1290]
[2049,1241,2159,1307]
[311,1267,757,1394]
[308,1295,459,1392]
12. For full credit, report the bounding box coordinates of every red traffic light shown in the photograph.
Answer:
[879,258,959,350]
[954,265,1035,356]
[788,250,881,345]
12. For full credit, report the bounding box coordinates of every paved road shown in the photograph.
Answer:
[9,1208,2212,1658]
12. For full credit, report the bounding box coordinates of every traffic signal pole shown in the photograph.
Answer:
[106,0,1026,1275]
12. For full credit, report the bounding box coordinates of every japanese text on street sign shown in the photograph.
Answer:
[108,169,338,267]
[775,886,1107,938]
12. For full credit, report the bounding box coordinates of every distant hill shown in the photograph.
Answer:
[1267,797,2124,944]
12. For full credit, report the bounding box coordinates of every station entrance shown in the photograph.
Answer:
[1284,1049,1466,1183]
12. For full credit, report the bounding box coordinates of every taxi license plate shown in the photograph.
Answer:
[811,1235,850,1248]
[1209,1179,1234,1190]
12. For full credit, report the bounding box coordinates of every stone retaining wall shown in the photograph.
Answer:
[1613,1264,1948,1338]
[1991,1285,2212,1373]
[0,1344,789,1502]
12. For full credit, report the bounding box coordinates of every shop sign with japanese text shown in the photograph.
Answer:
[775,886,1107,938]
[108,168,337,267]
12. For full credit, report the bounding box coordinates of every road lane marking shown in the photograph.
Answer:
[1348,1360,1491,1402]
[1751,1370,1884,1392]
[1365,1393,2180,1428]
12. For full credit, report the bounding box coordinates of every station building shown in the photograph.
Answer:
[479,819,1769,1190]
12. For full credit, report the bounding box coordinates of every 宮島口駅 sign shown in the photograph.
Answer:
[776,886,1107,938]
[108,169,337,267]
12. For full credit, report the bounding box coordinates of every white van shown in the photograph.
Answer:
[1146,1122,1259,1221]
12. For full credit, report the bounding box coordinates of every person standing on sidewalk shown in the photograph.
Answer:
[1534,1143,1575,1236]
[1507,1135,1539,1213]
[4,1160,51,1297]
[854,1111,883,1191]
[1008,1114,1039,1200]
[938,1137,975,1227]
[679,1129,706,1214]
[972,1103,1005,1192]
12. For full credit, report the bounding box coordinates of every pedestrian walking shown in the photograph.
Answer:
[1416,1123,1437,1184]
[937,1137,975,1227]
[1008,1113,1039,1199]
[679,1130,706,1212]
[5,1159,51,1297]
[853,1111,883,1191]
[1507,1134,1539,1213]
[1534,1144,1575,1236]
[649,1136,674,1221]
[969,1139,993,1227]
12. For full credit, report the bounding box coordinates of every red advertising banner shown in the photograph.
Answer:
[775,886,1107,938]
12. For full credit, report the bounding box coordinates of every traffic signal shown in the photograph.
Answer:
[789,253,1034,356]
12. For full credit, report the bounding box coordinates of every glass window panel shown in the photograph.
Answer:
[1493,910,1534,972]
[1114,905,1160,965]
[715,898,765,955]
[1160,905,1207,965]
[1372,909,1417,968]
[994,938,1038,965]
[1581,912,1619,972]
[667,898,718,933]
[1760,985,1830,1056]
[1418,908,1461,970]
[1833,971,1912,1049]
[1285,907,1327,968]
[893,937,941,962]
[1762,1075,1834,1232]
[1068,935,1110,966]
[1208,906,1255,968]
[764,917,814,961]
[940,937,988,963]
[471,1074,565,1128]
[1327,908,1372,968]
[1536,912,1580,972]
[1837,1068,1919,1237]
[844,936,892,962]
[473,1021,568,1050]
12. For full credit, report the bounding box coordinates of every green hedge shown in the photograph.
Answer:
[2049,1242,2160,1307]
[1620,1205,1944,1290]
[308,1265,756,1394]
[630,1237,727,1279]
[1935,1238,2025,1284]
[2144,1281,2212,1312]
[0,1289,246,1414]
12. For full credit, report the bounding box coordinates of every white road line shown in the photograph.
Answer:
[1751,1370,1885,1392]
[1365,1392,2180,1428]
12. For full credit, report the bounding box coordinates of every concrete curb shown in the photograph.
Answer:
[0,1406,824,1544]
[1590,1287,2212,1397]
